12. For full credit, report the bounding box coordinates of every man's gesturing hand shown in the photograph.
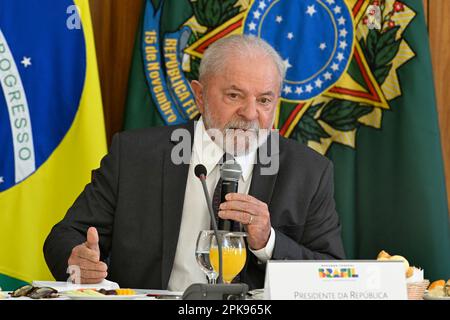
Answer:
[67,227,108,284]
[218,193,271,250]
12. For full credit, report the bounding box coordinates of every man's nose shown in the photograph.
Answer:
[237,99,258,121]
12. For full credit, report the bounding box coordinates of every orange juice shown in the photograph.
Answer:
[210,247,246,283]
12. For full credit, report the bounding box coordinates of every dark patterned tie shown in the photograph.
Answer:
[211,176,224,230]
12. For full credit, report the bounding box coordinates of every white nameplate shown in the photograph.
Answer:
[264,260,407,300]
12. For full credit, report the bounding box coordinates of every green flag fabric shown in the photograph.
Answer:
[124,0,450,280]
[0,275,27,292]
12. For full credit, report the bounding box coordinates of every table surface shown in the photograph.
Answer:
[0,288,264,300]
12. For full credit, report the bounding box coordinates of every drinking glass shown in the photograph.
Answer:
[209,231,247,284]
[195,230,218,284]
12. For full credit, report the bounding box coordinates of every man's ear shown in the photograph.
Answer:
[191,80,205,114]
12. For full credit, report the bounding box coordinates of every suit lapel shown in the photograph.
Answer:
[248,162,278,206]
[248,132,281,205]
[161,122,194,289]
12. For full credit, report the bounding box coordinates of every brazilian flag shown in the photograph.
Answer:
[125,0,450,280]
[0,0,106,290]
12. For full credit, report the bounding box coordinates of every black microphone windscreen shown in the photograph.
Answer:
[194,164,207,178]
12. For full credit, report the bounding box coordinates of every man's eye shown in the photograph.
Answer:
[227,93,239,99]
[259,97,271,105]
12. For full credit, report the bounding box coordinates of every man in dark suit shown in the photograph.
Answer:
[44,35,345,291]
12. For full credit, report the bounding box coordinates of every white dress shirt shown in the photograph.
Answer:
[167,118,275,292]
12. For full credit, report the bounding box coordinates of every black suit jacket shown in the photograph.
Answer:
[44,121,345,290]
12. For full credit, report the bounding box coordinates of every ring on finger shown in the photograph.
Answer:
[248,214,253,225]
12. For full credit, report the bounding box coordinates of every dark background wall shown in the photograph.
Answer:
[89,0,144,143]
[89,0,450,213]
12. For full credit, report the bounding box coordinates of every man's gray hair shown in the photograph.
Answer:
[198,35,286,86]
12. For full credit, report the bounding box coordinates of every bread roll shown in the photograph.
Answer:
[445,280,450,297]
[389,255,410,272]
[428,280,445,297]
[377,257,390,261]
[406,266,414,278]
[377,250,391,259]
[429,279,445,290]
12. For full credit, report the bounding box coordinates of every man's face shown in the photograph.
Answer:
[191,52,281,156]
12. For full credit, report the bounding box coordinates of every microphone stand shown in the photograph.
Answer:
[199,173,224,284]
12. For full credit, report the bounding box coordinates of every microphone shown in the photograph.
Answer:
[182,164,248,300]
[194,164,223,284]
[219,160,242,231]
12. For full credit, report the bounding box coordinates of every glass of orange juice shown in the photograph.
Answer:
[209,231,247,284]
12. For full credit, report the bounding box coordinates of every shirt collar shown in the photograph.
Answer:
[193,117,256,182]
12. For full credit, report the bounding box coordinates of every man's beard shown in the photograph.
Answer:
[202,103,272,157]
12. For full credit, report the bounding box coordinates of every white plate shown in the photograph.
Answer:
[61,293,147,300]
[32,280,120,291]
[423,293,450,300]
[247,289,265,300]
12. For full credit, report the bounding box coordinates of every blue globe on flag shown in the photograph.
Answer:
[0,0,86,192]
[243,0,354,101]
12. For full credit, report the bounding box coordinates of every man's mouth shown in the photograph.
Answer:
[227,127,255,132]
